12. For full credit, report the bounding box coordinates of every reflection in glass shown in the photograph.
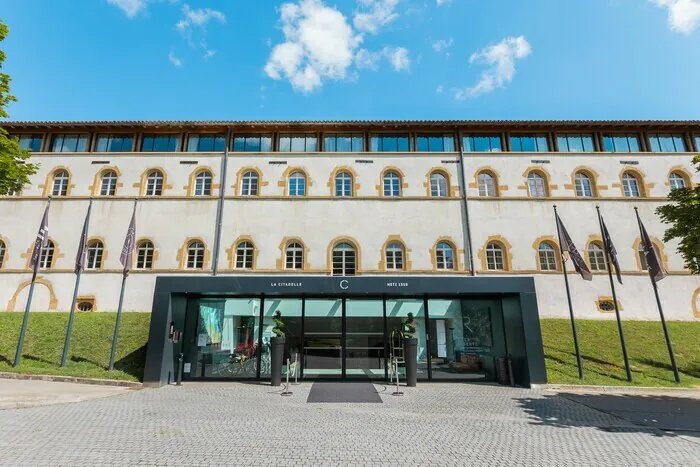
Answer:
[304,299,342,378]
[385,299,428,379]
[262,299,302,378]
[346,300,385,378]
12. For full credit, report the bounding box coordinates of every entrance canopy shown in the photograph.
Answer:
[143,276,547,387]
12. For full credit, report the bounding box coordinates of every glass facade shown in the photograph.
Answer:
[416,134,456,152]
[648,134,686,153]
[279,134,318,152]
[232,134,273,152]
[96,134,134,152]
[324,133,364,152]
[463,135,502,152]
[142,134,179,152]
[17,134,43,151]
[51,134,89,152]
[557,134,595,152]
[370,134,410,152]
[510,135,549,152]
[603,134,640,152]
[187,134,226,152]
[182,295,508,382]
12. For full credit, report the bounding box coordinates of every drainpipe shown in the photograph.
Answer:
[211,128,230,276]
[456,131,475,276]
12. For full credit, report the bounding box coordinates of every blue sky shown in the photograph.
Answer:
[1,0,699,121]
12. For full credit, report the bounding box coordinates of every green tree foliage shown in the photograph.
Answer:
[0,20,38,195]
[656,155,700,274]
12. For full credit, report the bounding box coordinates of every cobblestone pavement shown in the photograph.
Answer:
[0,383,698,466]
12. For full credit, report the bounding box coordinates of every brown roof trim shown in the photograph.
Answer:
[2,119,700,132]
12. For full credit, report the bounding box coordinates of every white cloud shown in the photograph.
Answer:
[432,38,453,54]
[353,0,400,34]
[385,46,410,71]
[436,0,452,5]
[355,48,382,70]
[203,50,216,60]
[180,4,226,28]
[168,51,183,67]
[436,84,444,93]
[265,0,363,93]
[455,36,531,99]
[651,0,700,34]
[107,0,147,17]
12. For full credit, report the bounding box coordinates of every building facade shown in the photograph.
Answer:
[0,120,698,320]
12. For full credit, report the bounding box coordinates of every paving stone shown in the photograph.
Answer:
[0,383,698,466]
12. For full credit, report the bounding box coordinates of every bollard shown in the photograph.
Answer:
[176,353,184,386]
[282,358,293,396]
[392,357,403,396]
[292,352,300,385]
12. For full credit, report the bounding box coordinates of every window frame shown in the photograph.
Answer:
[669,172,687,190]
[435,242,455,270]
[477,171,497,197]
[241,170,260,196]
[603,133,641,153]
[288,171,307,196]
[416,134,456,152]
[285,242,304,270]
[622,172,642,198]
[485,242,505,271]
[136,240,155,270]
[187,133,226,152]
[50,134,89,153]
[323,133,364,152]
[385,242,405,271]
[588,242,607,271]
[648,133,687,153]
[95,134,134,152]
[194,170,213,196]
[278,133,318,153]
[538,242,558,271]
[557,133,595,153]
[370,134,410,152]
[86,240,104,270]
[527,171,548,198]
[145,170,164,196]
[429,171,449,197]
[17,134,43,152]
[334,171,353,197]
[52,170,70,197]
[186,241,205,270]
[232,134,273,152]
[382,171,402,197]
[100,170,119,196]
[235,241,255,269]
[0,240,6,269]
[39,240,56,269]
[332,242,357,276]
[462,134,503,152]
[510,134,550,152]
[574,171,594,198]
[141,134,180,152]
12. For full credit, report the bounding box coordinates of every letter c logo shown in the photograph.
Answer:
[340,280,349,290]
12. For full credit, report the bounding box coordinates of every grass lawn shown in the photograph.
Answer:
[541,319,700,388]
[0,312,150,382]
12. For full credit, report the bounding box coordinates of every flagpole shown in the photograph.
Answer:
[596,206,632,382]
[553,205,584,379]
[109,198,138,371]
[14,196,52,367]
[61,198,93,367]
[634,207,680,383]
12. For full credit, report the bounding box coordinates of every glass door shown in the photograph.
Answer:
[303,299,343,378]
[345,299,385,379]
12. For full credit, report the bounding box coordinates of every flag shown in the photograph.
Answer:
[637,214,665,283]
[556,213,592,281]
[29,204,50,274]
[74,203,92,273]
[600,216,623,285]
[119,205,137,276]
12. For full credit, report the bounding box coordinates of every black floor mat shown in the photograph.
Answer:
[306,382,383,403]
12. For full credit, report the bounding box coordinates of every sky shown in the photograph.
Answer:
[1,0,700,121]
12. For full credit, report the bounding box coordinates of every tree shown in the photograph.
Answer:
[0,20,38,195]
[656,155,700,274]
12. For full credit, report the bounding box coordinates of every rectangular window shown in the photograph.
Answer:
[51,134,89,152]
[95,134,134,152]
[278,133,318,152]
[510,135,549,152]
[557,134,595,152]
[187,134,226,152]
[141,134,179,152]
[17,134,43,152]
[323,133,364,152]
[695,136,700,152]
[416,134,456,152]
[370,134,410,152]
[463,134,502,152]
[232,134,273,152]
[603,134,640,152]
[648,134,686,153]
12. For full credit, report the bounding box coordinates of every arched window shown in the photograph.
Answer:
[335,171,353,197]
[538,242,558,271]
[385,242,404,270]
[40,240,55,269]
[527,172,547,198]
[235,241,254,269]
[194,170,212,196]
[52,170,69,196]
[146,170,164,196]
[669,172,687,190]
[478,172,497,197]
[136,241,155,269]
[332,242,356,276]
[100,170,118,196]
[383,171,402,197]
[436,242,454,270]
[288,171,306,196]
[285,242,304,270]
[0,240,5,269]
[430,172,448,197]
[86,240,104,270]
[622,172,641,198]
[486,243,504,270]
[588,242,607,271]
[186,241,205,269]
[574,172,593,198]
[241,171,259,196]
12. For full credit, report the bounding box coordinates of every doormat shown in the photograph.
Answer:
[306,382,383,403]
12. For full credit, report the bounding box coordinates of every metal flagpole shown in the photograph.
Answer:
[109,198,138,371]
[14,196,51,367]
[634,207,680,384]
[596,206,632,382]
[61,198,93,367]
[553,205,583,379]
